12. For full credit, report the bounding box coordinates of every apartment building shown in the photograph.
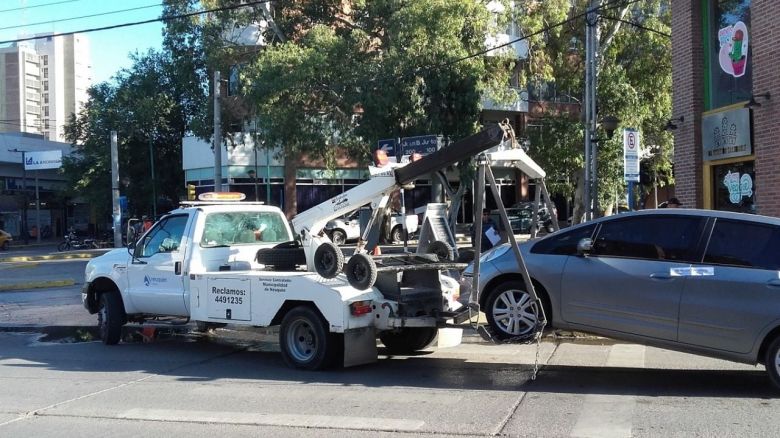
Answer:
[0,33,91,143]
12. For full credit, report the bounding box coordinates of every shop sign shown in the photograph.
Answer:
[702,107,751,161]
[24,150,63,170]
[718,21,749,78]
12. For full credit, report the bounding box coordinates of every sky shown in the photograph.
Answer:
[0,0,165,84]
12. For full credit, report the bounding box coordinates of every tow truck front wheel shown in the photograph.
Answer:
[280,306,341,370]
[379,328,437,354]
[97,292,125,345]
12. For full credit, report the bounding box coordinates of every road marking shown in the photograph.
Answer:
[570,344,645,438]
[117,408,425,432]
[0,279,76,292]
[0,262,39,270]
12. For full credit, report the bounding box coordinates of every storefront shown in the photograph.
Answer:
[671,0,778,216]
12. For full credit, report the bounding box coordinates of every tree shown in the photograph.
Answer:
[63,50,193,225]
[188,0,517,216]
[517,0,672,222]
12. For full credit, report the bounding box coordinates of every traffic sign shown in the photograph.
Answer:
[377,139,397,157]
[623,129,640,182]
[400,135,440,157]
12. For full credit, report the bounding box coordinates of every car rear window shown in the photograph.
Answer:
[704,219,780,270]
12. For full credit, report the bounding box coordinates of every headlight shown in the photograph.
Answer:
[479,244,510,264]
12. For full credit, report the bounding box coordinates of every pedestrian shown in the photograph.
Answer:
[472,208,499,252]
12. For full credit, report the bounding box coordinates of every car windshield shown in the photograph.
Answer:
[200,211,291,247]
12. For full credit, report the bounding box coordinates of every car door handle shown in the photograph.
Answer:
[175,261,182,276]
[649,272,673,280]
[767,279,780,288]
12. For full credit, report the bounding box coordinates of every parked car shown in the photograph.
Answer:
[325,210,418,245]
[0,229,11,250]
[460,209,780,389]
[493,202,556,234]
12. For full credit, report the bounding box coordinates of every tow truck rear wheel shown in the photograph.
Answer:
[345,253,377,290]
[314,242,344,279]
[379,328,437,354]
[280,306,341,370]
[97,292,125,345]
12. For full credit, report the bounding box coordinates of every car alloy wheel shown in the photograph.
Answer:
[488,287,539,337]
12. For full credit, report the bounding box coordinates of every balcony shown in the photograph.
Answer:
[481,86,529,113]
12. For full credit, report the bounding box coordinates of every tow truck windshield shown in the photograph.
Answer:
[200,211,292,247]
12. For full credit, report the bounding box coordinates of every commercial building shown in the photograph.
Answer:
[672,1,778,216]
[0,133,73,238]
[0,33,91,143]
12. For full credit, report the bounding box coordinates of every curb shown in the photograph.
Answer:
[0,251,106,263]
[0,279,76,292]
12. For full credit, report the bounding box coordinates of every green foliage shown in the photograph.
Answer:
[63,50,191,220]
[518,0,672,215]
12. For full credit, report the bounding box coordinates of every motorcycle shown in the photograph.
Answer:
[57,231,99,252]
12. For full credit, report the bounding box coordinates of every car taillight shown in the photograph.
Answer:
[350,300,373,316]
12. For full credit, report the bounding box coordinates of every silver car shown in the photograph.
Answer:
[461,209,780,389]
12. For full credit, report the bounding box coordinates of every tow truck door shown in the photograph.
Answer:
[126,214,192,316]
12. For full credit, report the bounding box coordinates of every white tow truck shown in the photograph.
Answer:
[82,123,511,370]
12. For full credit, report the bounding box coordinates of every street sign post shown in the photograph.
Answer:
[623,129,640,182]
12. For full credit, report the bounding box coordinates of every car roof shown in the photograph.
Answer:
[576,208,780,227]
[168,204,286,215]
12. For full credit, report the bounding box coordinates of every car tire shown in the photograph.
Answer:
[765,335,780,390]
[57,241,69,252]
[331,229,347,246]
[97,292,125,345]
[427,240,454,262]
[484,281,542,340]
[390,226,406,244]
[256,243,306,270]
[279,306,342,370]
[344,253,377,290]
[314,242,344,279]
[379,328,437,354]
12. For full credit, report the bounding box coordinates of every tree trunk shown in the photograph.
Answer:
[283,147,298,219]
[571,170,586,225]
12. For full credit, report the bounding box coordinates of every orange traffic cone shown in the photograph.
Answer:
[372,246,382,256]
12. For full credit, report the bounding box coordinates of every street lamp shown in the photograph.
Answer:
[247,169,259,202]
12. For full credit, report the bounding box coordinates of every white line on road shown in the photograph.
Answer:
[570,344,645,438]
[116,408,425,432]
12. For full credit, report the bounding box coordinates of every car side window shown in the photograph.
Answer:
[593,215,706,262]
[704,219,780,270]
[137,215,189,258]
[531,224,596,255]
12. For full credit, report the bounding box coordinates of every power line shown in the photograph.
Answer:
[600,15,670,38]
[0,0,80,14]
[0,0,272,46]
[0,3,163,32]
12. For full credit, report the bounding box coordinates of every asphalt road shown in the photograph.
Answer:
[1,255,780,437]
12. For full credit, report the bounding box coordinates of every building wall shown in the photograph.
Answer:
[751,1,780,217]
[671,0,704,208]
[0,46,43,137]
[672,0,778,216]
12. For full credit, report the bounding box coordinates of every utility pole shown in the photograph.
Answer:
[148,134,157,219]
[111,131,122,248]
[584,0,600,220]
[213,70,223,192]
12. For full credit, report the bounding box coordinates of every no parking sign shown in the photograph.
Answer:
[624,129,640,182]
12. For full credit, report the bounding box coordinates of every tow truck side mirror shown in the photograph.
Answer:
[576,238,593,257]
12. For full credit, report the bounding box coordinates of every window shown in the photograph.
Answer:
[137,215,189,257]
[42,55,48,66]
[706,0,752,110]
[43,82,48,91]
[704,219,780,270]
[593,215,707,261]
[43,68,48,79]
[531,224,596,256]
[201,211,291,247]
[44,93,49,104]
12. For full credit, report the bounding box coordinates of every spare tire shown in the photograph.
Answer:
[256,241,306,271]
[427,240,454,262]
[314,242,344,279]
[345,253,378,290]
